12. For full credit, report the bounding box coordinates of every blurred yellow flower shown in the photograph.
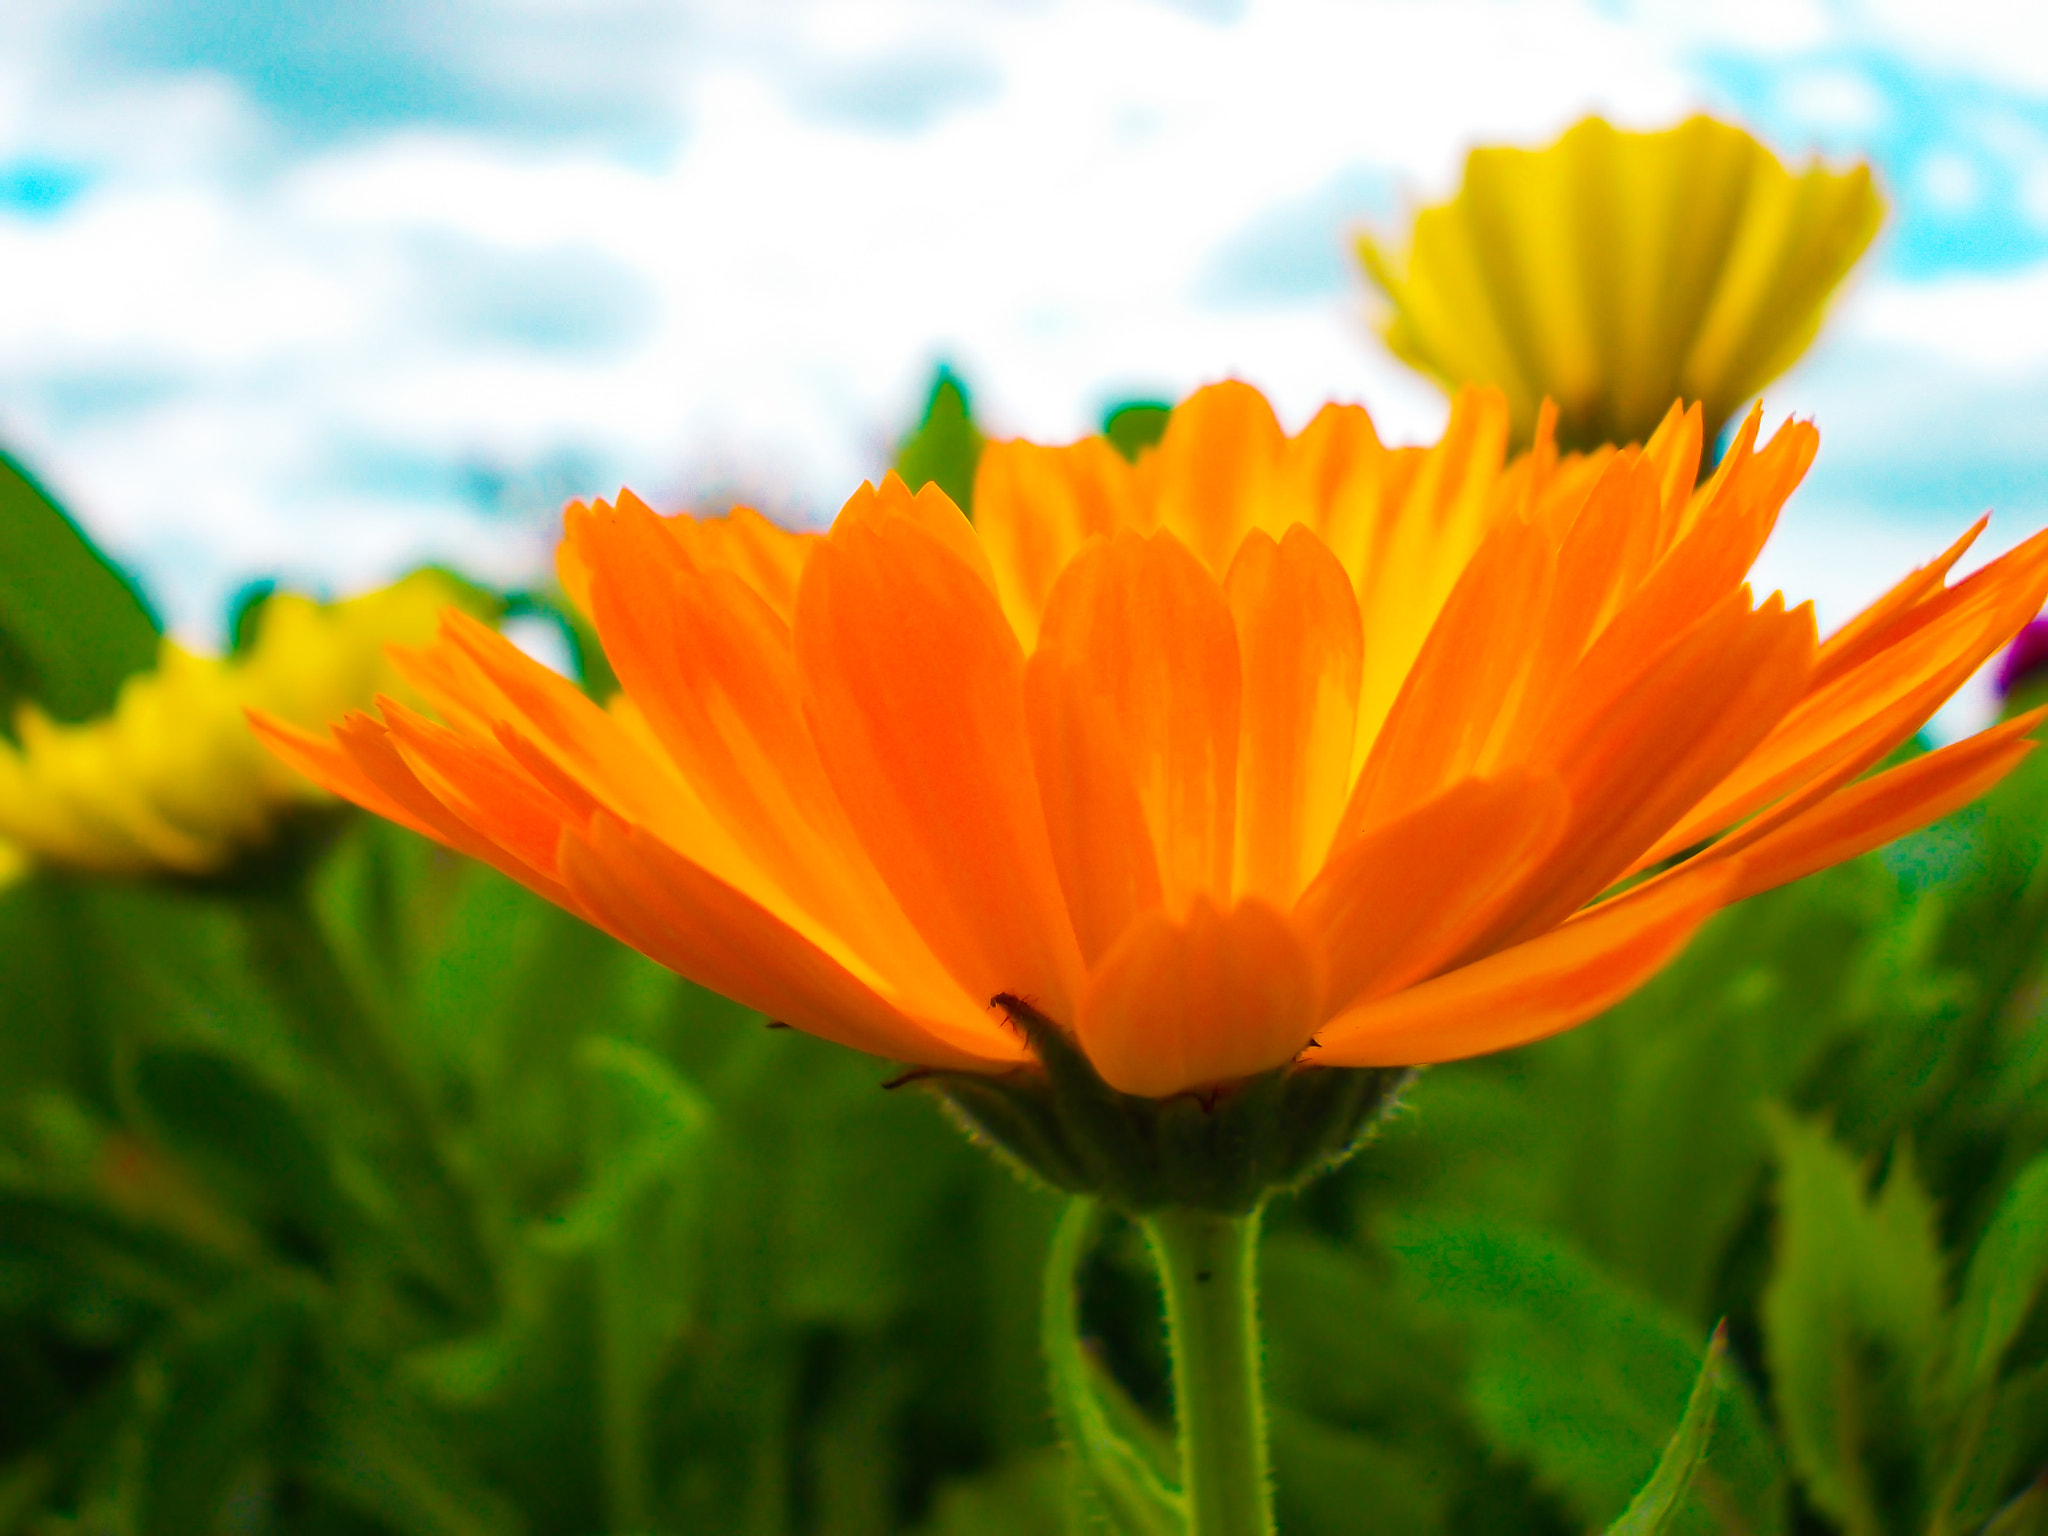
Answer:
[0,571,477,877]
[0,837,25,890]
[1359,114,1883,451]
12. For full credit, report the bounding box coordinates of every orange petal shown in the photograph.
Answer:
[796,490,1085,1022]
[1338,513,1553,836]
[1272,401,1383,537]
[1313,863,1738,1067]
[1226,525,1364,905]
[394,608,693,845]
[252,707,576,910]
[655,496,814,624]
[1035,529,1242,915]
[249,708,445,845]
[832,472,1000,599]
[565,492,815,627]
[1484,451,1664,766]
[975,436,1142,648]
[1339,385,1512,755]
[555,504,597,616]
[563,814,1024,1071]
[1564,414,1811,709]
[1499,591,1815,939]
[577,495,972,1019]
[379,697,584,880]
[1641,399,1705,544]
[1023,648,1163,967]
[1637,530,2048,868]
[1076,895,1320,1097]
[1148,381,1285,576]
[1296,771,1569,1015]
[1719,711,2044,903]
[1808,514,1987,691]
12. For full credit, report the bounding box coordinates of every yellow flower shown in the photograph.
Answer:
[1358,115,1883,451]
[259,384,2044,1099]
[0,837,25,890]
[0,571,476,876]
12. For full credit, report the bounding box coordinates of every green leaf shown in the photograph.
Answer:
[503,586,615,698]
[543,1037,714,1534]
[534,1035,711,1254]
[1605,1324,1730,1536]
[893,363,985,516]
[1267,1405,1449,1536]
[1949,1154,2048,1401]
[1042,1198,1186,1536]
[1524,867,1894,1312]
[912,1452,1073,1536]
[1368,867,1896,1327]
[1982,1478,2048,1536]
[129,1045,352,1268]
[0,449,159,726]
[0,1185,236,1311]
[1103,402,1171,461]
[137,1286,305,1536]
[1762,1109,1949,1534]
[1948,1359,2048,1534]
[296,1344,524,1536]
[1261,1230,1470,1437]
[1394,1219,1781,1535]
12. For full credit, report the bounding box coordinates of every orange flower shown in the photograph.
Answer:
[255,383,2048,1100]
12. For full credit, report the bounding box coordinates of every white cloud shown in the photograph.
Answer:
[1779,66,1889,135]
[0,0,1707,641]
[1846,265,2048,371]
[0,0,2042,721]
[1860,0,2048,96]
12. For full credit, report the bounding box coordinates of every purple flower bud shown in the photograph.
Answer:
[1996,615,2048,697]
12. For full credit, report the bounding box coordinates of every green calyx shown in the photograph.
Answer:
[921,994,1412,1214]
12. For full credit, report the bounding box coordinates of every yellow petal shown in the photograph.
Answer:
[1361,114,1881,449]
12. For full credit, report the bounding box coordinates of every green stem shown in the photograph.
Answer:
[1142,1204,1275,1536]
[596,1231,654,1534]
[241,882,495,1320]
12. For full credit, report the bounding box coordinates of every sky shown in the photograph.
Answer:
[3,0,2048,727]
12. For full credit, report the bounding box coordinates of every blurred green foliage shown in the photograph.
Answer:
[3,445,2048,1536]
[1101,404,1171,463]
[893,365,985,518]
[0,452,158,730]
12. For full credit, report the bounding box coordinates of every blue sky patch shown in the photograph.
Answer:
[410,237,657,355]
[795,50,1001,135]
[0,161,89,219]
[335,441,608,522]
[1697,46,2048,278]
[1196,164,1394,308]
[90,0,686,148]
